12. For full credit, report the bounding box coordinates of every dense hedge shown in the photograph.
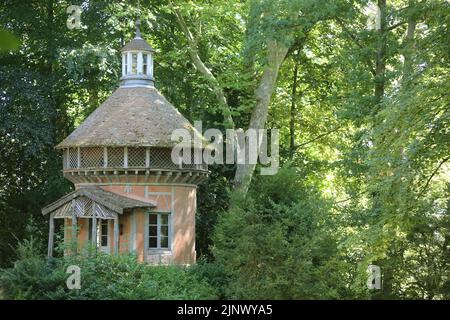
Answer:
[0,239,217,300]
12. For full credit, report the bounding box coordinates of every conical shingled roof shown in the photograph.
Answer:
[56,86,205,149]
[121,38,154,52]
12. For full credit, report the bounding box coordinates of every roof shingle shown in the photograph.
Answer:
[42,187,156,215]
[56,86,206,148]
[121,38,154,52]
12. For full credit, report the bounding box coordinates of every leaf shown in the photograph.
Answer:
[0,29,20,51]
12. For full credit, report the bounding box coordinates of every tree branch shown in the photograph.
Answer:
[418,156,449,198]
[387,20,407,31]
[333,190,369,206]
[294,125,343,150]
[335,18,376,77]
[234,40,290,193]
[171,3,235,128]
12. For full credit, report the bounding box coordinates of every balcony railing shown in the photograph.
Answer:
[62,147,208,172]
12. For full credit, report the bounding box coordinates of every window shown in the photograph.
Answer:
[143,54,148,75]
[148,213,170,250]
[100,220,109,247]
[128,147,146,167]
[80,147,103,168]
[131,53,137,74]
[88,219,110,251]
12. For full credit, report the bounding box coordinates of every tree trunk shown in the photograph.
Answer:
[173,5,290,194]
[290,58,299,157]
[374,0,387,105]
[44,0,54,76]
[402,11,417,85]
[234,40,289,193]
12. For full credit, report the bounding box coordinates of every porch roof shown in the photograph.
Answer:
[42,187,156,216]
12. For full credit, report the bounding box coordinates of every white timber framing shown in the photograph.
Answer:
[143,211,149,262]
[130,209,137,252]
[71,199,77,251]
[171,186,175,252]
[114,215,119,255]
[103,147,108,168]
[77,147,81,168]
[66,148,70,169]
[122,54,126,76]
[127,52,132,75]
[124,147,128,168]
[145,148,150,167]
[91,203,97,249]
[137,52,143,74]
[47,212,55,257]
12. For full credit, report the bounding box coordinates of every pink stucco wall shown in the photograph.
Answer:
[70,183,197,265]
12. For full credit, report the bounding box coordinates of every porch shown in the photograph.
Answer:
[42,187,155,257]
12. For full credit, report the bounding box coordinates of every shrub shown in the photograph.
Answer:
[211,167,356,299]
[189,258,229,299]
[0,239,217,300]
[0,238,66,299]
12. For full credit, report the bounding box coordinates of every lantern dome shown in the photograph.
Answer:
[120,19,155,88]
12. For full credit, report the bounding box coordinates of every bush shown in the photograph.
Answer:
[190,258,230,299]
[0,239,217,300]
[0,238,67,299]
[211,167,357,299]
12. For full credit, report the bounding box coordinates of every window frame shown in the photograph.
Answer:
[147,212,171,252]
[88,218,110,253]
[131,53,138,74]
[99,219,109,249]
[143,53,148,75]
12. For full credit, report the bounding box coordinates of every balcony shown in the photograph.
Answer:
[61,147,209,184]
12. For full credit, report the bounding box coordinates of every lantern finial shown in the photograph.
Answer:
[135,19,141,39]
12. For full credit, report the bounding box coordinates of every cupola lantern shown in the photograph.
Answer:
[120,19,155,88]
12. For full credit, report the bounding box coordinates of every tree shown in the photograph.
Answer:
[170,0,353,193]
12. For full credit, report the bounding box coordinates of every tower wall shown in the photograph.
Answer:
[69,181,196,265]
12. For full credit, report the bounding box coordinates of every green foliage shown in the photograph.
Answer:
[328,0,450,299]
[196,166,233,258]
[0,239,217,300]
[190,258,230,299]
[0,0,448,300]
[212,167,359,299]
[0,235,66,299]
[0,29,20,51]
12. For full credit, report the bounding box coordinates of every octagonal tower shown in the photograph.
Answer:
[42,20,208,265]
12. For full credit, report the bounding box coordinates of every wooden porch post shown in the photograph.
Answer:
[47,212,55,258]
[143,210,149,263]
[114,215,119,255]
[71,200,77,253]
[92,203,97,249]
